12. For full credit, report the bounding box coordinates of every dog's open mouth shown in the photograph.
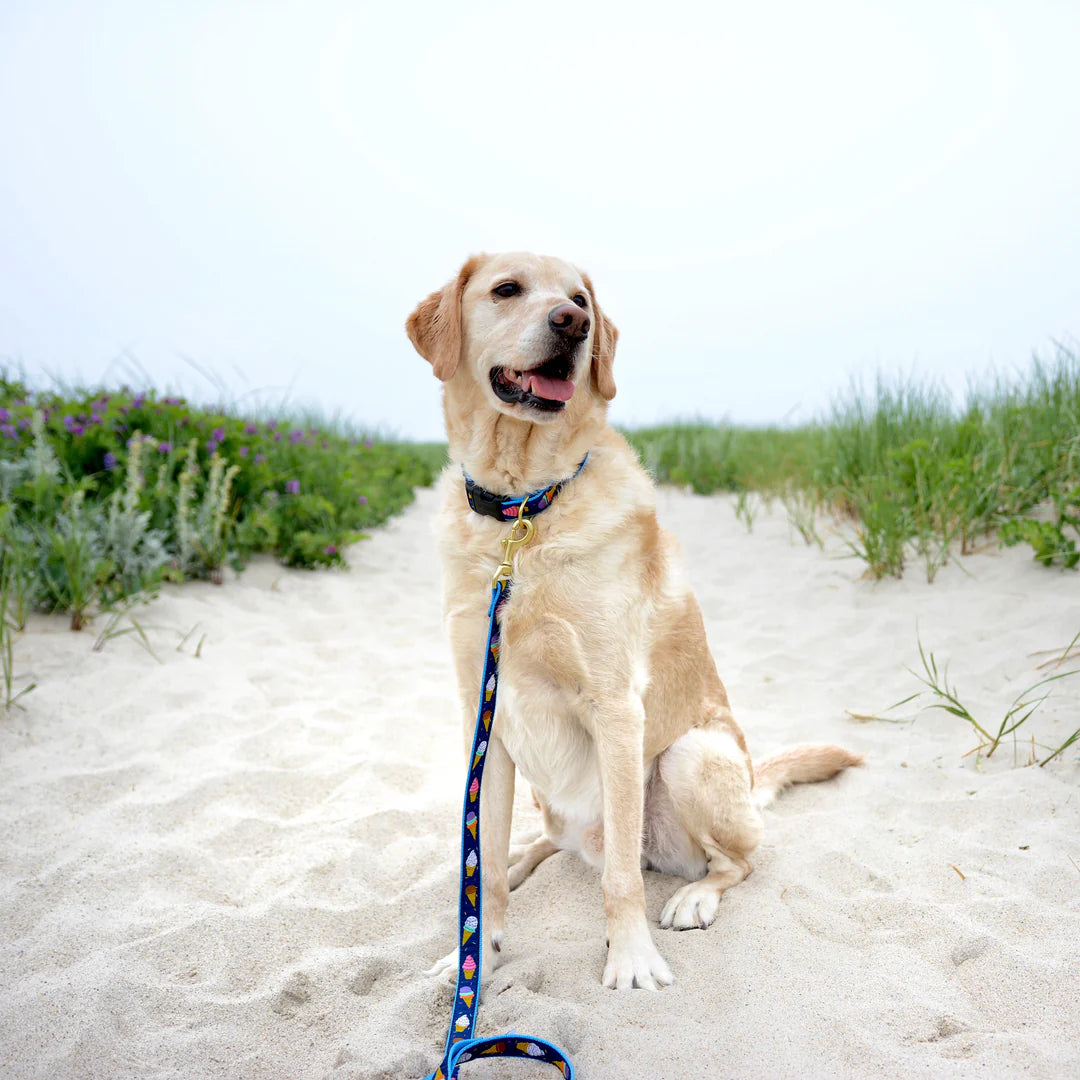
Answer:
[489,355,576,412]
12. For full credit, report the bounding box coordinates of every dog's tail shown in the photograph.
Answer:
[753,744,864,810]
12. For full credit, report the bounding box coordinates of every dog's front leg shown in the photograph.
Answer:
[477,733,514,967]
[594,699,674,991]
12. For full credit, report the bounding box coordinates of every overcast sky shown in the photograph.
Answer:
[1,1,1078,439]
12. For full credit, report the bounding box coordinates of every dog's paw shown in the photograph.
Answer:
[602,929,673,991]
[424,946,459,981]
[659,880,722,930]
[425,937,500,983]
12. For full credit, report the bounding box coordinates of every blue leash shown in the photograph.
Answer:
[424,467,585,1080]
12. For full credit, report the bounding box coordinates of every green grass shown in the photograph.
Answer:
[625,344,1080,580]
[0,376,442,634]
[2,340,1075,646]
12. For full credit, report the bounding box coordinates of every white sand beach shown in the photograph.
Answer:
[1,486,1078,1080]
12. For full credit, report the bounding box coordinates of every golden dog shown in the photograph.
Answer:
[406,252,861,990]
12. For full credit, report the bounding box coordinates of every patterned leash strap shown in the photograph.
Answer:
[424,518,575,1079]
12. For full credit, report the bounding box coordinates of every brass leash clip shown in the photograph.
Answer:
[491,500,535,587]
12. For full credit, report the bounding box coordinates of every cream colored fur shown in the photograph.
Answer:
[406,252,862,991]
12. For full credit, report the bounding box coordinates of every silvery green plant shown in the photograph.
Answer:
[40,489,109,631]
[100,432,169,599]
[175,439,240,584]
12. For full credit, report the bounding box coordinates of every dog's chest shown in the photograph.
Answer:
[495,676,602,825]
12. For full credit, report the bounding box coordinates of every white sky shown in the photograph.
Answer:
[1,0,1078,439]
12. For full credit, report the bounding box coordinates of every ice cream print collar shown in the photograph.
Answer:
[422,475,577,1078]
[462,454,589,522]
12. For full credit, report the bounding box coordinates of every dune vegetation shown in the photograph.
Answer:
[0,374,443,648]
[625,344,1080,582]
[0,342,1075,673]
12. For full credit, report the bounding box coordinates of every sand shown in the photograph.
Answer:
[1,485,1078,1079]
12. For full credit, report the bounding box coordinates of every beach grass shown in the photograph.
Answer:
[1,342,1075,643]
[625,343,1080,580]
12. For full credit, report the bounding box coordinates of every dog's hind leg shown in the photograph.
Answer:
[508,836,559,890]
[508,791,566,889]
[653,727,763,931]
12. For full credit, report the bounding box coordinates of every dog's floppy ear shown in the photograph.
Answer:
[405,256,481,381]
[582,271,618,401]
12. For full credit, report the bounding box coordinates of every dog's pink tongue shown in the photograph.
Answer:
[526,373,575,402]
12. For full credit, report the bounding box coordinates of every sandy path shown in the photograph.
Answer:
[1,486,1077,1079]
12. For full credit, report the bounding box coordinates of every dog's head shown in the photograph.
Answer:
[406,252,618,423]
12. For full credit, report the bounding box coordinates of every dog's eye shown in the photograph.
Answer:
[571,294,588,309]
[493,282,520,298]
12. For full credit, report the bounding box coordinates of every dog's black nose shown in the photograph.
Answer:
[548,303,591,340]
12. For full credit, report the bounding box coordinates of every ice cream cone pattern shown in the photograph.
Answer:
[472,740,487,769]
[465,850,478,877]
[468,777,480,802]
[461,915,478,945]
[484,674,496,702]
[481,709,492,731]
[461,955,477,981]
[465,885,477,906]
[454,1013,470,1033]
[465,811,478,840]
[459,988,474,1008]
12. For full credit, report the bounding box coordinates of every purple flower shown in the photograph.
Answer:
[104,452,118,470]
[363,438,373,449]
[17,417,30,431]
[324,544,337,556]
[0,424,16,439]
[158,441,171,454]
[63,414,76,429]
[70,423,85,436]
[212,426,225,442]
[244,423,257,435]
[254,452,265,464]
[285,479,300,494]
[90,412,102,424]
[239,445,249,456]
[132,393,146,408]
[290,429,304,444]
[273,432,282,442]
[357,495,368,505]
[206,440,219,453]
[0,408,8,422]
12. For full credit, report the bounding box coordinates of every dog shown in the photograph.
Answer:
[406,252,862,990]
